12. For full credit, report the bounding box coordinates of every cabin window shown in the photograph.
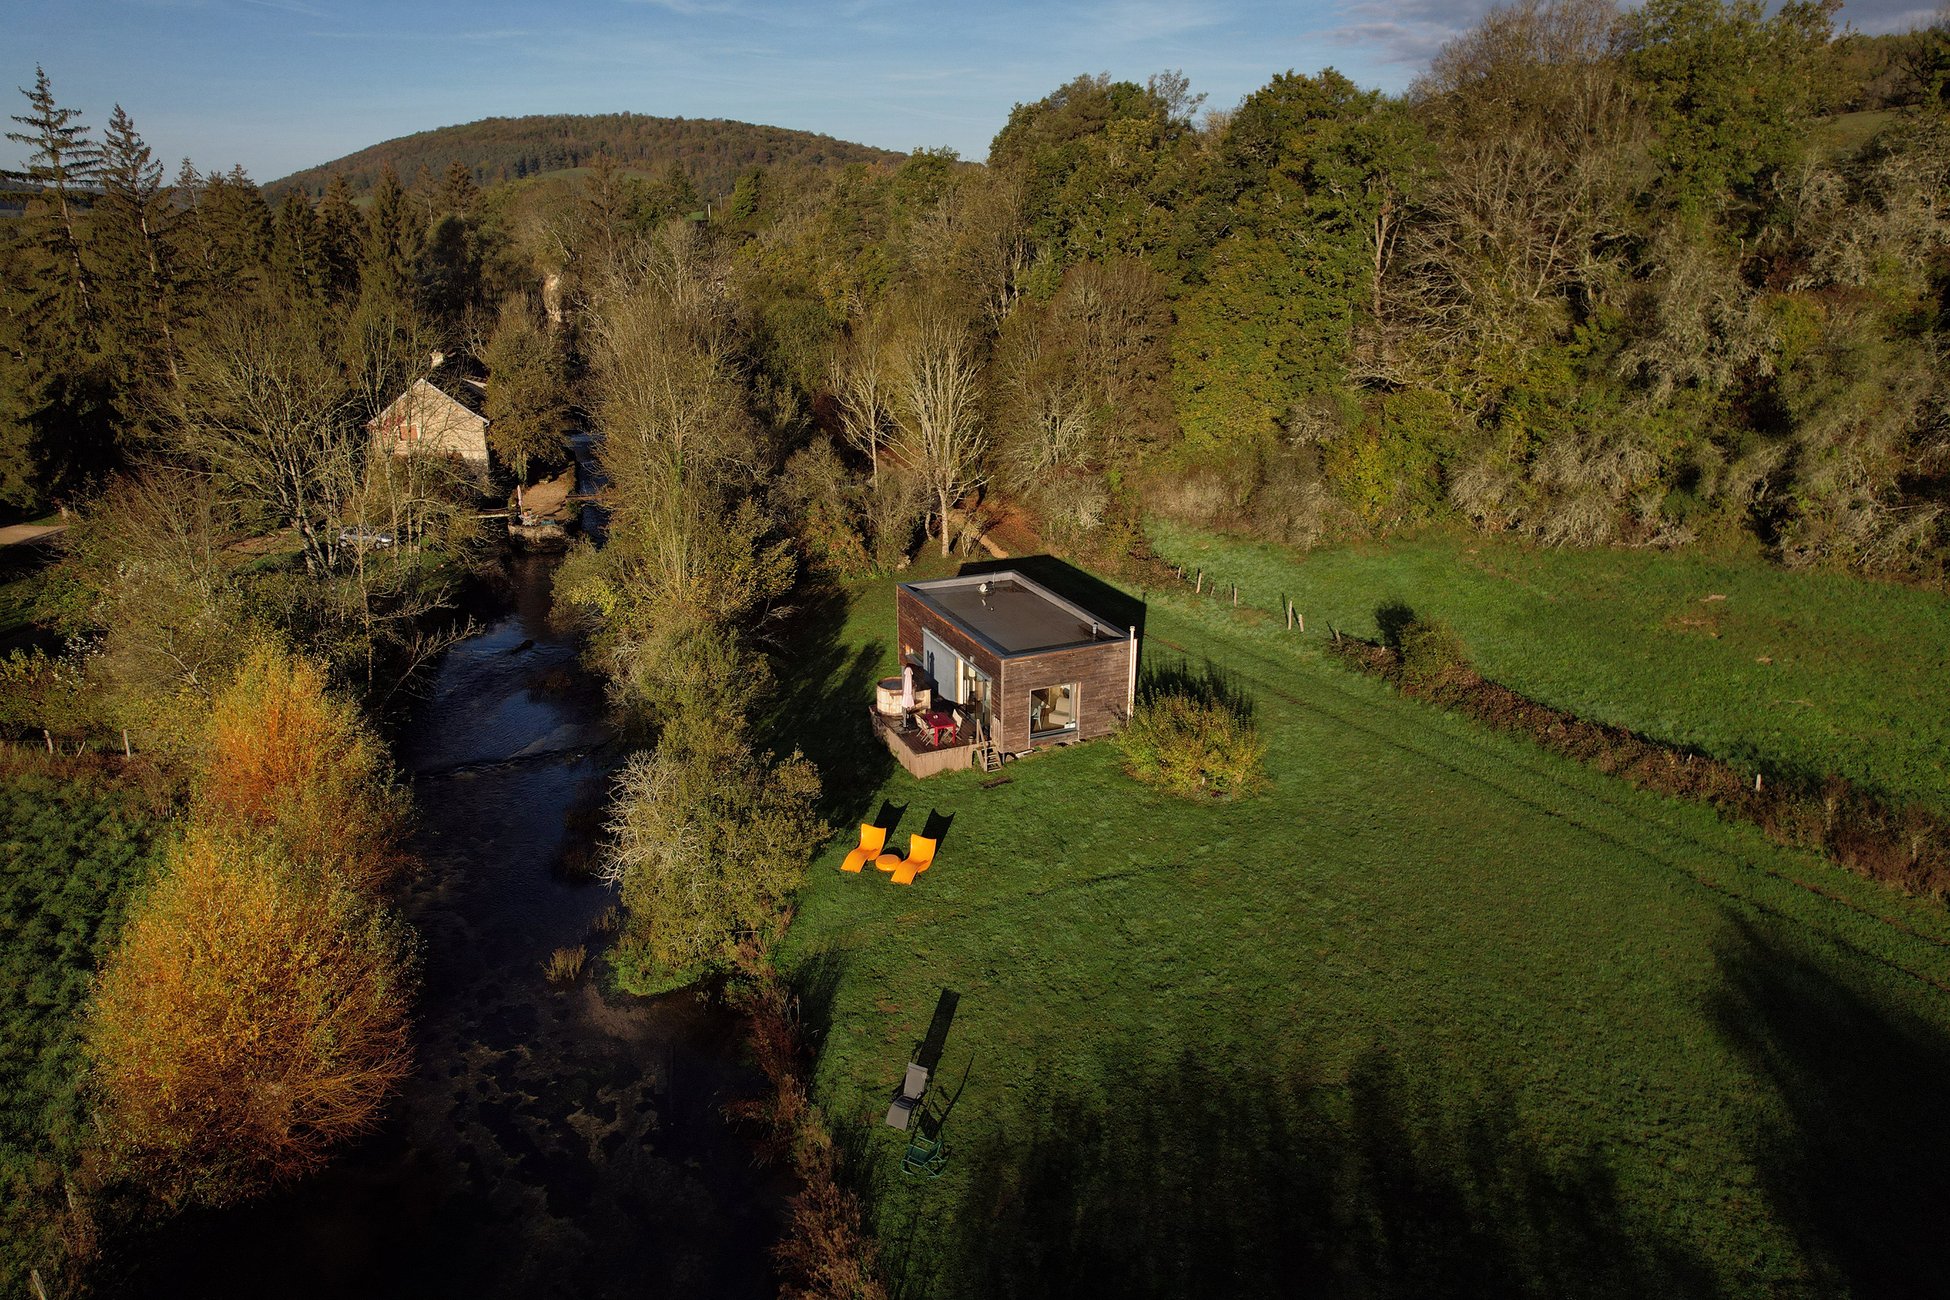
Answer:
[1029,684,1078,739]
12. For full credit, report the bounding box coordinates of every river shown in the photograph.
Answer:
[115,549,787,1298]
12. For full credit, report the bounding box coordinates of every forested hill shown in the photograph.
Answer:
[269,113,903,199]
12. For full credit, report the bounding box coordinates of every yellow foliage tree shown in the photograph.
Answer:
[198,643,407,894]
[85,829,416,1207]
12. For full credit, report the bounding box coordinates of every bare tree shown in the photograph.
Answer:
[888,298,987,557]
[172,302,359,574]
[829,308,893,486]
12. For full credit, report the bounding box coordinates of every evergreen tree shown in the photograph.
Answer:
[4,66,101,343]
[87,104,183,450]
[438,159,479,217]
[93,105,180,388]
[360,164,423,306]
[271,188,325,302]
[314,172,364,302]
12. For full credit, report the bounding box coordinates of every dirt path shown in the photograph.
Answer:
[0,524,65,547]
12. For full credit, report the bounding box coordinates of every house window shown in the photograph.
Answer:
[1029,684,1078,739]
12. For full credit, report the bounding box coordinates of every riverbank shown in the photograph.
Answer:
[108,552,788,1299]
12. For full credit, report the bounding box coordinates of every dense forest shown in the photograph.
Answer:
[268,112,903,202]
[3,0,1950,1291]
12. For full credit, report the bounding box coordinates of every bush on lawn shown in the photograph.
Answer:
[1388,611,1476,696]
[1118,662,1266,800]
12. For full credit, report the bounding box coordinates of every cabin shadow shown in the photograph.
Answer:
[957,554,1147,645]
[1709,913,1950,1299]
[761,572,895,829]
[878,1043,1721,1300]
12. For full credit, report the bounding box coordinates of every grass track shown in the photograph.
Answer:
[781,552,1950,1299]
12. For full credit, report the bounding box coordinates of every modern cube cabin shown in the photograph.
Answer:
[878,571,1137,775]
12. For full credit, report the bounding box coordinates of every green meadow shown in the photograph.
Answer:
[779,546,1950,1299]
[1148,522,1950,814]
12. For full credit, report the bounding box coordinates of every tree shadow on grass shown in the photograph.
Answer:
[1709,915,1950,1299]
[879,1045,1721,1300]
[760,573,894,829]
[1135,656,1257,725]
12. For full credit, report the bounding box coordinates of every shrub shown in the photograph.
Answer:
[1117,664,1267,800]
[544,945,587,984]
[602,727,826,992]
[1390,614,1476,695]
[84,830,416,1209]
[198,644,408,894]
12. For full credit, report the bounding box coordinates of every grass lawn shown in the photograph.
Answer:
[779,547,1950,1299]
[1147,521,1950,815]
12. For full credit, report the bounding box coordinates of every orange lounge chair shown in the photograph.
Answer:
[891,835,936,886]
[840,824,887,873]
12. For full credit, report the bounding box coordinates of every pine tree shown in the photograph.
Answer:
[93,104,180,389]
[271,188,325,302]
[438,159,479,218]
[315,172,364,303]
[361,164,423,307]
[4,66,101,343]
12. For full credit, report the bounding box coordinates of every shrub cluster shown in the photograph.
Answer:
[1117,663,1267,800]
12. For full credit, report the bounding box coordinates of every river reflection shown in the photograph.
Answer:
[117,553,785,1299]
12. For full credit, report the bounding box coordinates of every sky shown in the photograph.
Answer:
[5,0,1940,183]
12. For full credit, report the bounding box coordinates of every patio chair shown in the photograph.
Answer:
[840,824,887,874]
[884,1061,930,1130]
[902,1127,949,1178]
[890,835,937,886]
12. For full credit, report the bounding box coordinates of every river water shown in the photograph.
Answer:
[117,551,787,1298]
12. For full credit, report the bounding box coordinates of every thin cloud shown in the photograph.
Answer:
[1320,0,1495,67]
[236,0,331,16]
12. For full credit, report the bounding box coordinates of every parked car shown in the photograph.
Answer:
[338,527,395,549]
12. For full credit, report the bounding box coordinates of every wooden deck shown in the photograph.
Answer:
[870,709,974,778]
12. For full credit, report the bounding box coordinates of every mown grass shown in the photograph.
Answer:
[0,757,170,1291]
[1148,521,1950,815]
[779,549,1950,1299]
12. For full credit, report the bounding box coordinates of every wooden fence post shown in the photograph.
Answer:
[123,728,132,758]
[1196,570,1203,593]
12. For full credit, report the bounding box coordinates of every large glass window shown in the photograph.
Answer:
[1029,684,1078,738]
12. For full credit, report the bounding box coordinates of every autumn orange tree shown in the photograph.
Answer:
[84,829,416,1207]
[197,643,407,894]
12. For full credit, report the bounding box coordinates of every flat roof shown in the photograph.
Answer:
[902,571,1128,658]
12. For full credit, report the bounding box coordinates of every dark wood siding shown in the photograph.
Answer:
[997,638,1132,754]
[896,589,1003,699]
[898,585,1136,756]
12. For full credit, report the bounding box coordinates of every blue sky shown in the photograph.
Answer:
[5,0,1938,183]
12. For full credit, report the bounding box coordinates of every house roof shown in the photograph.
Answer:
[369,376,488,428]
[901,571,1129,658]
